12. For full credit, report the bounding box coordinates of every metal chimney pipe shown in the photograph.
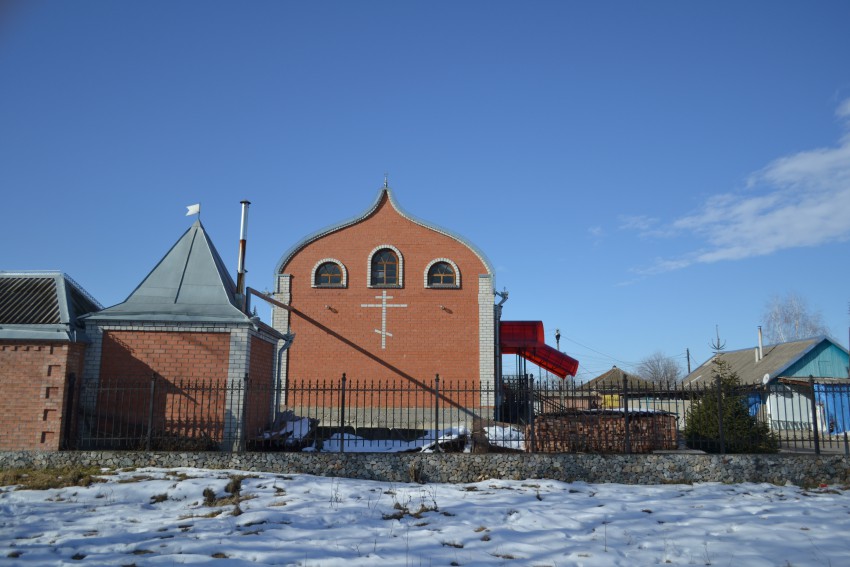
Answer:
[757,325,764,361]
[236,200,251,298]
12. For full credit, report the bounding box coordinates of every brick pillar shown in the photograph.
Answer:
[78,321,105,448]
[81,322,103,392]
[478,274,495,407]
[224,327,251,451]
[272,274,292,408]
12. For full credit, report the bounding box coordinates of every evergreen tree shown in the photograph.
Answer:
[684,358,778,453]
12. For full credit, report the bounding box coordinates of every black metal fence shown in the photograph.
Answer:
[65,373,850,455]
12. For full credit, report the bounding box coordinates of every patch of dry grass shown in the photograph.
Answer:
[202,474,256,515]
[0,466,109,490]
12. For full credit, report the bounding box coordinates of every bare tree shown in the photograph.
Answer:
[762,292,829,344]
[636,351,683,384]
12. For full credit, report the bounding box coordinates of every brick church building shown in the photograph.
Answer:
[271,185,498,403]
[1,183,578,450]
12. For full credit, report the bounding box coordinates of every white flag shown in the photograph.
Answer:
[186,203,201,216]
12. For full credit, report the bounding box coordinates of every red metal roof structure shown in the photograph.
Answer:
[500,320,579,379]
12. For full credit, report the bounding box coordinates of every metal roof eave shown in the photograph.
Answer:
[81,311,287,339]
[0,324,89,342]
[82,306,252,324]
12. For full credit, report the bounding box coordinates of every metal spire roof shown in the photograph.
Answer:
[86,220,251,323]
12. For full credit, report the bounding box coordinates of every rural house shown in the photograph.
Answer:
[683,335,850,435]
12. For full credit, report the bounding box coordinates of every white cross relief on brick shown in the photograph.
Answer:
[361,290,407,349]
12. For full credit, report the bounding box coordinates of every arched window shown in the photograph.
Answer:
[428,262,455,286]
[311,259,347,288]
[370,248,399,286]
[425,259,460,288]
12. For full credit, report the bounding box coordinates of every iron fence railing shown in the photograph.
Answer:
[63,372,850,455]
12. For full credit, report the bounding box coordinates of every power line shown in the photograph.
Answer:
[559,334,637,367]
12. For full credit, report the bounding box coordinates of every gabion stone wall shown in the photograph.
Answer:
[1,451,848,487]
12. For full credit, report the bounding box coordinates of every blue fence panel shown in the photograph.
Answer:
[813,383,850,434]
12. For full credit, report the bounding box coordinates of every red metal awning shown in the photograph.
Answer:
[500,320,579,379]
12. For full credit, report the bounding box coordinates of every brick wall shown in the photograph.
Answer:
[94,330,231,444]
[0,341,86,450]
[278,194,490,409]
[100,330,230,384]
[245,335,275,438]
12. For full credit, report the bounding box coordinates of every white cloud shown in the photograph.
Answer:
[618,214,658,232]
[637,98,850,274]
[837,98,850,119]
[588,226,604,238]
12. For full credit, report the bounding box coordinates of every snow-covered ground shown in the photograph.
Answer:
[2,467,849,566]
[307,425,524,453]
[266,422,523,453]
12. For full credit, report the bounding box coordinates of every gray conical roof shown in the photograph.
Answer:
[86,220,250,323]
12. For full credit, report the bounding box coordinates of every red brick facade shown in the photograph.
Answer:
[0,341,86,450]
[0,226,284,451]
[2,193,494,450]
[81,327,280,447]
[95,331,231,444]
[246,335,275,437]
[276,191,493,407]
[100,330,231,385]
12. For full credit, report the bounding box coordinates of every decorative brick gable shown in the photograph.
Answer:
[274,189,495,407]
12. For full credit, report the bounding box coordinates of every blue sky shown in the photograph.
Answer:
[2,1,849,382]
